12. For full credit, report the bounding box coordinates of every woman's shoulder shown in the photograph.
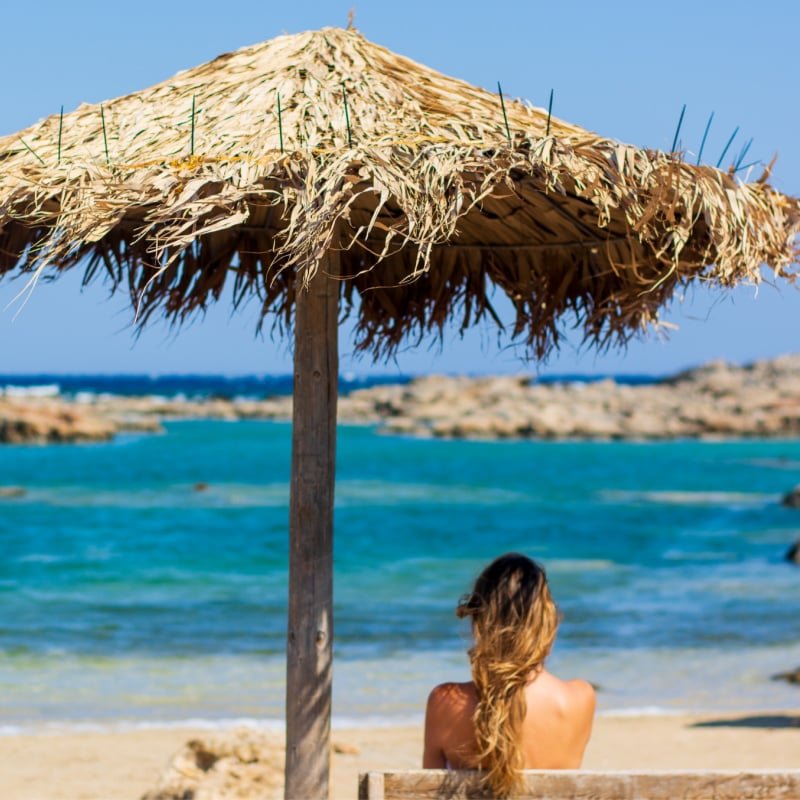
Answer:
[426,681,478,725]
[564,677,596,702]
[427,680,476,710]
[533,672,596,715]
[564,678,597,717]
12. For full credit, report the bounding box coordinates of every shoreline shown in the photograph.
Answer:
[5,642,800,729]
[1,703,797,737]
[2,711,798,800]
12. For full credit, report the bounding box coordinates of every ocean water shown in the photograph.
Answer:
[1,407,800,731]
[0,372,654,401]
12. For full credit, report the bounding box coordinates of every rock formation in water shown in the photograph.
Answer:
[0,401,117,444]
[781,487,800,509]
[772,667,800,684]
[0,398,164,444]
[4,353,800,443]
[366,355,800,440]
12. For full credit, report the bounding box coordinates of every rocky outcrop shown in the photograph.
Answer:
[141,728,284,800]
[782,487,800,509]
[772,667,800,685]
[5,353,800,443]
[370,357,800,439]
[785,541,800,565]
[140,729,361,800]
[0,401,116,444]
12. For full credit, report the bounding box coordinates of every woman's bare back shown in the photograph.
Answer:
[423,670,595,770]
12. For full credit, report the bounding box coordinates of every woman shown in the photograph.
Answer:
[423,553,595,797]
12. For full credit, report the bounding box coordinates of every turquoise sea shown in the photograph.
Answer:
[1,378,800,731]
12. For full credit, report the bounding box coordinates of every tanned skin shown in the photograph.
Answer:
[423,670,595,769]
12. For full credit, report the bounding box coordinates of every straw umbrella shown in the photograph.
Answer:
[0,26,798,799]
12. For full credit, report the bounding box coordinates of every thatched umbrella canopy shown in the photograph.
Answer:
[1,25,798,799]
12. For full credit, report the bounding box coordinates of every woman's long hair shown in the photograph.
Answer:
[456,554,559,797]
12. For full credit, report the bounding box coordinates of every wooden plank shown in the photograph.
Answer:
[359,771,386,800]
[362,769,800,799]
[284,251,340,800]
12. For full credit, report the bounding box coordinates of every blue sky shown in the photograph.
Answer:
[0,0,797,376]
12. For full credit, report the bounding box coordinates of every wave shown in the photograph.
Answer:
[1,383,60,398]
[335,480,525,506]
[0,374,407,402]
[15,546,113,565]
[544,559,620,572]
[597,706,686,717]
[16,553,65,564]
[0,714,430,736]
[7,480,527,509]
[598,489,773,506]
[661,550,737,562]
[742,458,800,471]
[0,717,284,736]
[3,644,800,730]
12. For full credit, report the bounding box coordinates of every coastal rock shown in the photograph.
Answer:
[618,410,669,439]
[0,486,25,498]
[693,411,751,437]
[380,416,429,437]
[332,741,361,755]
[665,359,735,386]
[111,416,165,434]
[141,728,284,800]
[749,412,790,437]
[0,401,115,444]
[785,541,800,565]
[772,667,800,685]
[443,413,505,439]
[9,353,800,444]
[569,411,621,439]
[781,486,800,509]
[358,357,800,440]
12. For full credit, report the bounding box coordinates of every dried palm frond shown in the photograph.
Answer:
[0,27,797,357]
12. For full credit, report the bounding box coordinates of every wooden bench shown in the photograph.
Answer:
[358,769,800,799]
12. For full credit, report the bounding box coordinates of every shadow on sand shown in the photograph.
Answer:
[690,715,800,730]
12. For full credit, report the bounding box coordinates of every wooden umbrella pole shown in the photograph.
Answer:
[285,247,340,800]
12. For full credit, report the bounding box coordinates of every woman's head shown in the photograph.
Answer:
[457,554,559,797]
[457,553,559,668]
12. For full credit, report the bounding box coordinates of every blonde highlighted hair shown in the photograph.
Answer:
[457,554,559,797]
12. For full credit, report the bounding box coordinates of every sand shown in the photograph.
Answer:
[1,711,798,800]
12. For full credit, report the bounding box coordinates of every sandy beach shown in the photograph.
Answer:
[1,711,798,800]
